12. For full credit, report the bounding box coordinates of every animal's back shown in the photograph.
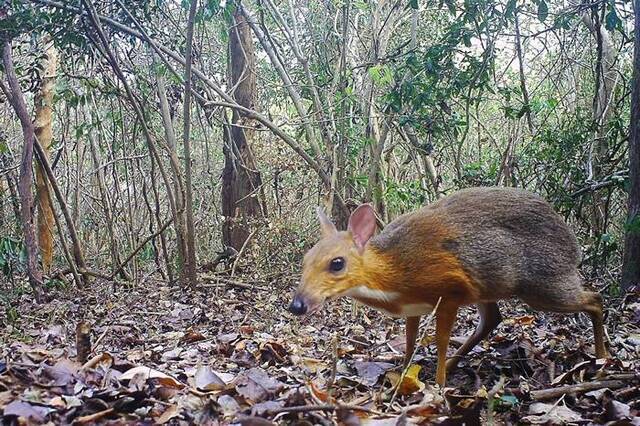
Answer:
[372,187,581,302]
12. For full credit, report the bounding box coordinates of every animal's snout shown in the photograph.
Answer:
[288,295,307,315]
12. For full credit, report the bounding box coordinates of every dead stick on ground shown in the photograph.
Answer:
[74,408,115,424]
[530,379,629,401]
[388,297,442,408]
[266,404,381,416]
[91,325,111,354]
[327,333,338,401]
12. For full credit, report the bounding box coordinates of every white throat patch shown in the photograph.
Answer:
[342,285,433,318]
[343,285,400,302]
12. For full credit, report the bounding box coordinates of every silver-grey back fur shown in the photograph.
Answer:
[371,187,584,306]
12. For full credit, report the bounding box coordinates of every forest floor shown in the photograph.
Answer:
[0,273,639,425]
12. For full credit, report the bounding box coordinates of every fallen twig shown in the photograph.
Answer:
[265,404,381,416]
[530,379,629,401]
[73,408,115,424]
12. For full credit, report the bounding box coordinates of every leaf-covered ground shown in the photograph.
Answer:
[1,275,639,425]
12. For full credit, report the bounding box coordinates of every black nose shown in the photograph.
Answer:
[289,296,307,315]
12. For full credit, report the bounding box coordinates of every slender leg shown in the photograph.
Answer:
[582,292,609,358]
[435,304,459,386]
[446,302,501,372]
[524,287,609,359]
[404,316,420,367]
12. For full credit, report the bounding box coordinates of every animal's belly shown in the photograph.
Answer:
[378,302,434,318]
[345,286,434,318]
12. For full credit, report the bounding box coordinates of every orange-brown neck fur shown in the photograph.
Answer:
[351,222,482,314]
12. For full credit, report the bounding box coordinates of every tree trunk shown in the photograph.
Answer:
[182,0,198,286]
[33,42,58,274]
[156,69,187,280]
[86,111,128,280]
[583,11,618,239]
[331,0,352,229]
[222,9,266,251]
[1,41,44,301]
[514,12,534,134]
[622,0,640,291]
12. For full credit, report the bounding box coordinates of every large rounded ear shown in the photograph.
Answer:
[348,204,377,253]
[316,207,337,237]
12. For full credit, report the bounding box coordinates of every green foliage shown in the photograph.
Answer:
[605,2,621,31]
[0,236,23,278]
[386,0,505,142]
[384,179,427,212]
[138,242,156,262]
[4,305,19,325]
[535,0,548,22]
[368,65,393,88]
[626,214,640,235]
[45,278,68,290]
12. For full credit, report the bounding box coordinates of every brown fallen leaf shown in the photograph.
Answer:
[514,315,536,326]
[155,404,181,424]
[80,352,114,371]
[235,368,285,402]
[182,328,206,343]
[3,400,53,423]
[309,381,332,403]
[354,361,394,386]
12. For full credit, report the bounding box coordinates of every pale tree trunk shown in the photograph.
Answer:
[583,11,619,238]
[222,9,265,251]
[398,7,442,200]
[183,0,198,286]
[1,41,44,301]
[156,69,187,280]
[33,42,58,274]
[514,12,534,134]
[86,107,129,280]
[622,0,640,291]
[362,0,401,215]
[331,0,352,229]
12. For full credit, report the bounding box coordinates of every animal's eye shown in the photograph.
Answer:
[329,257,345,272]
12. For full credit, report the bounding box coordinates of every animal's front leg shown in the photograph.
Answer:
[404,316,420,366]
[435,303,459,386]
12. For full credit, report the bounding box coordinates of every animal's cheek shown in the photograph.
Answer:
[322,278,357,299]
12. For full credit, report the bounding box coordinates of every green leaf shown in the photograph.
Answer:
[605,7,620,31]
[537,0,548,22]
[445,0,456,14]
[409,0,418,10]
[368,64,393,87]
[505,0,517,19]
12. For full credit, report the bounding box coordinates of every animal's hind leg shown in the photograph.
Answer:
[522,284,608,359]
[446,302,501,372]
[581,291,608,358]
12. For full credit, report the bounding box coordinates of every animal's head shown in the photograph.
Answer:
[288,204,377,315]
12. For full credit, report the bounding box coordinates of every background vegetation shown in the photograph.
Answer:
[1,0,638,299]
